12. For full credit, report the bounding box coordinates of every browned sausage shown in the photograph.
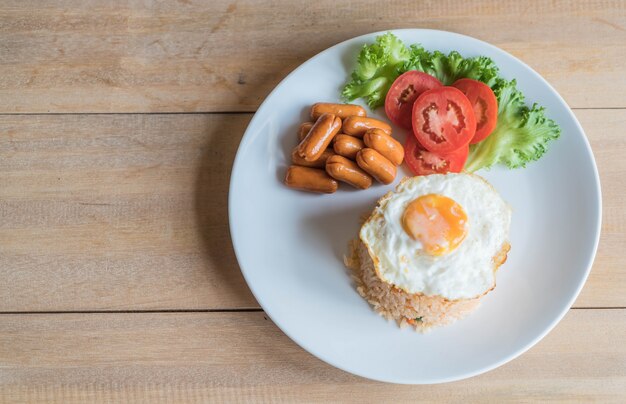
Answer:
[363,128,404,166]
[325,155,372,190]
[311,103,367,120]
[284,165,338,194]
[298,122,314,142]
[333,134,365,160]
[342,116,392,137]
[356,148,396,184]
[296,113,342,162]
[291,147,334,168]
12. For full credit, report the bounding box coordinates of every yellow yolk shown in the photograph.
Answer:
[401,194,468,256]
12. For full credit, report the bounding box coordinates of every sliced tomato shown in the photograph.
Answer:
[411,86,476,154]
[385,71,442,130]
[451,78,498,144]
[404,134,468,176]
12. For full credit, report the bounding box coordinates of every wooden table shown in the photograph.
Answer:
[1,1,625,402]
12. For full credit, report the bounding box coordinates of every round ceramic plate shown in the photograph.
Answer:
[228,29,601,384]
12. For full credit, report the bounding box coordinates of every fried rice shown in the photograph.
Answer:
[345,239,510,332]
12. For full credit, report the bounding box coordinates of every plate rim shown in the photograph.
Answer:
[228,28,603,384]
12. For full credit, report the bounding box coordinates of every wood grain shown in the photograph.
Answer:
[1,1,624,400]
[1,0,625,113]
[1,110,624,311]
[0,113,258,310]
[0,310,624,403]
[575,109,626,307]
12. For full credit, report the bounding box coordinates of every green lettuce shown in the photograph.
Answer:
[342,33,560,171]
[341,33,412,109]
[465,80,561,171]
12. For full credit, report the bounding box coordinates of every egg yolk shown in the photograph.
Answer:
[401,194,468,256]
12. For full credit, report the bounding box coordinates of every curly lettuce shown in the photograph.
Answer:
[465,80,561,171]
[341,33,412,109]
[342,33,560,172]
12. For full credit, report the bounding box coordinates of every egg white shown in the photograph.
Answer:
[360,173,511,300]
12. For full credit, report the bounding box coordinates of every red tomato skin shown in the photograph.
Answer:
[452,78,498,144]
[411,86,476,154]
[404,134,468,176]
[385,71,442,130]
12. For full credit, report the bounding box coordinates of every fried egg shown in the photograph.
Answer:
[360,173,511,300]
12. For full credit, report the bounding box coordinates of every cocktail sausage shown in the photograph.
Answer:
[296,113,342,162]
[298,122,314,142]
[325,155,372,190]
[333,134,365,160]
[291,147,334,168]
[363,128,404,165]
[311,103,366,120]
[342,116,392,137]
[356,148,396,184]
[284,165,338,193]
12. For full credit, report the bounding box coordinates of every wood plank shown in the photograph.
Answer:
[0,113,258,310]
[0,310,624,402]
[1,0,625,113]
[1,110,624,311]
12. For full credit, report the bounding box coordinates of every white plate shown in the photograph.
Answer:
[228,29,601,384]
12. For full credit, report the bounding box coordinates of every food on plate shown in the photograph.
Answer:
[291,147,334,168]
[463,82,560,172]
[333,134,365,160]
[286,102,403,194]
[404,135,468,175]
[296,113,342,162]
[280,34,557,333]
[325,155,373,190]
[341,32,413,109]
[345,173,511,331]
[284,165,338,194]
[401,193,467,256]
[342,32,560,172]
[298,122,314,141]
[342,116,392,137]
[452,78,498,144]
[363,128,404,166]
[311,102,366,120]
[385,70,442,129]
[411,86,477,155]
[356,148,397,185]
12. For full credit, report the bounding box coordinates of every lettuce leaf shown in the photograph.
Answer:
[342,33,560,171]
[405,48,500,88]
[342,33,412,109]
[465,80,561,171]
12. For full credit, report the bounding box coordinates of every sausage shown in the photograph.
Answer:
[363,128,404,165]
[356,148,396,185]
[284,165,338,194]
[333,134,365,160]
[342,116,392,137]
[296,113,342,162]
[325,155,372,190]
[298,122,314,142]
[291,147,334,168]
[310,103,367,120]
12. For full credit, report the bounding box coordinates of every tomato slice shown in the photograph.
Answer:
[452,78,498,144]
[385,71,442,130]
[411,86,476,154]
[404,134,468,176]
